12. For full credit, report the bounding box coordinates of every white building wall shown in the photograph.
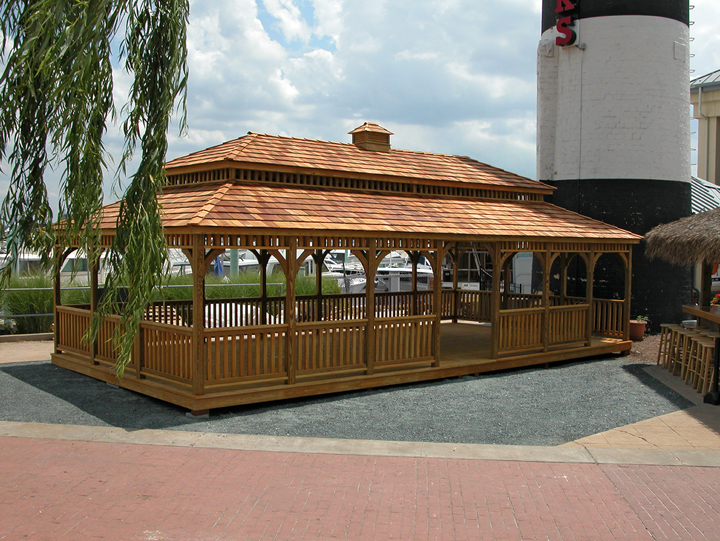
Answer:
[537,33,559,182]
[541,16,691,182]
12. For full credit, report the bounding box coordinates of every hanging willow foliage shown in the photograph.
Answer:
[0,0,189,375]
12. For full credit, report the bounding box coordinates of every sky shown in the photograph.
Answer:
[2,0,720,211]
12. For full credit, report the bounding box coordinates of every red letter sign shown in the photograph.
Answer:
[556,0,575,13]
[556,16,577,46]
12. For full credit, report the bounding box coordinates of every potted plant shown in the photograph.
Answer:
[629,315,648,341]
[711,294,720,314]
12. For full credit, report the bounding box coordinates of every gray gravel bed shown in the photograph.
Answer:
[0,356,692,446]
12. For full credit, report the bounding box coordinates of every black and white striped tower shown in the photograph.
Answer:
[538,0,692,327]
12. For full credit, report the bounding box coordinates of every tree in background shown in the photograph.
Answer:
[0,0,189,373]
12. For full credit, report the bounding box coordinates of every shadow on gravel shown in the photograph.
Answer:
[621,362,695,410]
[0,363,193,430]
[0,357,696,445]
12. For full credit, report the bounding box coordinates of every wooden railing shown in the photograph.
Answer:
[198,292,438,326]
[296,320,366,373]
[456,290,491,322]
[413,291,434,316]
[96,315,120,364]
[323,294,365,320]
[56,306,92,355]
[375,315,434,364]
[374,291,412,318]
[549,304,588,345]
[204,325,287,382]
[55,289,628,398]
[593,299,625,337]
[141,321,193,384]
[502,292,543,309]
[57,305,116,363]
[441,290,455,319]
[204,297,284,328]
[145,300,192,326]
[558,296,587,306]
[497,308,543,353]
[498,303,590,354]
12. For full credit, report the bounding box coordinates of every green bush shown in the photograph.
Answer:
[62,285,91,306]
[0,275,54,334]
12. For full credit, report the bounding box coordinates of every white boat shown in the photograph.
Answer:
[0,250,43,275]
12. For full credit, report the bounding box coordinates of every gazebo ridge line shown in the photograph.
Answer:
[51,123,642,415]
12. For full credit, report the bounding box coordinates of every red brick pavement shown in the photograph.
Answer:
[1,436,719,541]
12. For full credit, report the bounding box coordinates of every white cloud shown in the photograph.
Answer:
[396,50,439,62]
[310,0,343,44]
[690,0,720,78]
[262,0,312,43]
[687,0,719,177]
[3,0,718,211]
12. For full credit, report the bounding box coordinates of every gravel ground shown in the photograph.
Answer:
[0,334,694,446]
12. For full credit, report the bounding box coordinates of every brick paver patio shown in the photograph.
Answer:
[2,436,719,540]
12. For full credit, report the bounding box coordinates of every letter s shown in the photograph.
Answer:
[556,16,577,46]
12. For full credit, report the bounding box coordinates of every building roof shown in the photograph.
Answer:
[348,122,393,136]
[646,206,720,265]
[690,69,720,93]
[164,132,551,193]
[99,182,642,243]
[691,176,720,214]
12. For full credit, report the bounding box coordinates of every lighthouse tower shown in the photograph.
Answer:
[538,0,692,326]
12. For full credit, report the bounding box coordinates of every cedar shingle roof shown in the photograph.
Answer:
[99,183,642,242]
[164,132,551,192]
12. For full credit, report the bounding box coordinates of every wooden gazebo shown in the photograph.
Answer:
[52,124,642,414]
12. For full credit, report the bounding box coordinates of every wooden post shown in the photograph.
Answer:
[411,251,420,316]
[490,246,502,359]
[285,238,298,385]
[90,253,100,365]
[191,234,206,396]
[363,248,378,375]
[585,252,595,346]
[260,250,269,325]
[432,245,444,367]
[559,253,568,305]
[53,248,62,355]
[314,251,324,321]
[701,261,713,307]
[623,250,632,341]
[133,325,144,379]
[542,251,551,352]
[452,248,459,323]
[502,257,513,309]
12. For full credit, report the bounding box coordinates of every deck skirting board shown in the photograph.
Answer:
[51,337,630,411]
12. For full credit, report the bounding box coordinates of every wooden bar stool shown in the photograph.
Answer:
[672,329,697,376]
[665,326,685,373]
[698,343,717,395]
[657,324,681,367]
[685,336,713,389]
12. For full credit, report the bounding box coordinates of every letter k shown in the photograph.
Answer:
[556,0,575,13]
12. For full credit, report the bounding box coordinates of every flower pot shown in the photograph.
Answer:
[710,305,720,315]
[629,320,647,341]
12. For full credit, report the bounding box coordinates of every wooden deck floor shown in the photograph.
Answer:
[438,322,630,373]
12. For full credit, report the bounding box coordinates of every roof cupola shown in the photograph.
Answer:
[349,122,393,152]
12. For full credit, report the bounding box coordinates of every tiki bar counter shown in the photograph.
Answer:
[52,124,642,413]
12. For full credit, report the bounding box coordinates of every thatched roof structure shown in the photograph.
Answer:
[645,207,720,265]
